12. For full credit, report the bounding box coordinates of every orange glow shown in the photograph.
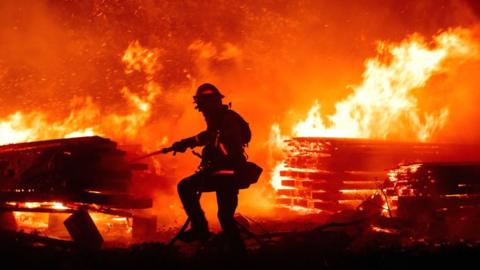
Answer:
[51,202,69,210]
[370,225,398,234]
[1,1,480,233]
[271,162,292,191]
[269,28,479,212]
[15,201,69,210]
[290,29,477,141]
[0,40,164,243]
[24,202,41,209]
[122,40,162,76]
[12,211,132,243]
[0,40,163,148]
[10,201,131,242]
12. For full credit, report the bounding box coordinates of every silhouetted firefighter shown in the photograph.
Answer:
[168,83,261,253]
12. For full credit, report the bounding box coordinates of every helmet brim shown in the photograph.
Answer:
[193,93,224,100]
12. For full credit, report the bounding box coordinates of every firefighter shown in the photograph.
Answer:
[170,83,251,253]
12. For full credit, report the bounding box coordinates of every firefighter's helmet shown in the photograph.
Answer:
[193,83,224,101]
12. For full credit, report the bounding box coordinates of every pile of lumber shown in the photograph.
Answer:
[385,162,480,218]
[0,136,151,209]
[276,137,480,213]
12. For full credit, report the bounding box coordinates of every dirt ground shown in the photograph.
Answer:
[1,216,479,270]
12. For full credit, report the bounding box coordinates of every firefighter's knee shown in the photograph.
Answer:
[177,178,190,195]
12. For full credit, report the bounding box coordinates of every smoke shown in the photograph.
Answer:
[1,0,480,227]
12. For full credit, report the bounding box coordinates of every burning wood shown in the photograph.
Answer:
[347,161,480,241]
[0,136,154,247]
[384,162,480,218]
[274,137,480,214]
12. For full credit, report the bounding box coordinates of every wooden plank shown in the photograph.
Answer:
[280,180,296,187]
[280,179,314,189]
[280,170,387,182]
[292,198,309,208]
[311,181,381,190]
[275,197,292,205]
[0,206,74,213]
[276,189,311,197]
[312,190,377,201]
[0,191,152,209]
[312,201,342,211]
[279,137,480,213]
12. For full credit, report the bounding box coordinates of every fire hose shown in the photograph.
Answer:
[129,147,174,162]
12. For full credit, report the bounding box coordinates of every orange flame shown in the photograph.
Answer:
[0,40,163,147]
[270,28,479,193]
[122,40,162,76]
[291,29,477,141]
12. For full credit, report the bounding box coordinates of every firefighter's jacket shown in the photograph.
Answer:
[181,105,247,172]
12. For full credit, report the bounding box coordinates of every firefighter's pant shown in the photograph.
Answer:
[177,171,243,247]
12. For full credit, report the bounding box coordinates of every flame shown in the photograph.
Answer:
[122,40,162,76]
[12,201,69,210]
[24,202,41,209]
[0,41,163,243]
[269,28,479,211]
[51,202,68,210]
[0,40,162,147]
[291,29,476,141]
[268,123,288,151]
[271,161,291,191]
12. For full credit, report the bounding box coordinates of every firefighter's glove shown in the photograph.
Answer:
[171,140,189,153]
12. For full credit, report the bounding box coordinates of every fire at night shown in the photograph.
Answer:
[1,1,480,269]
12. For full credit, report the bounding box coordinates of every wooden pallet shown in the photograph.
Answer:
[276,137,480,212]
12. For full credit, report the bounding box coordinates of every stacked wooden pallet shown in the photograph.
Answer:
[0,136,151,209]
[385,162,480,218]
[276,137,480,213]
[0,136,156,247]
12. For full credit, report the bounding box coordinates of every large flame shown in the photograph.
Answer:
[292,29,476,141]
[0,40,162,146]
[270,28,479,192]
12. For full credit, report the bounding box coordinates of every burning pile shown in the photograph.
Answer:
[274,137,480,213]
[0,136,154,247]
[270,28,480,215]
[355,162,480,240]
[384,162,480,221]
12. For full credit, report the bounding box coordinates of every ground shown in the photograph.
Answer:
[1,217,479,270]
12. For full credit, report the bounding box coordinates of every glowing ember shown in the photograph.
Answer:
[18,202,69,210]
[370,225,399,234]
[12,212,133,242]
[11,207,132,243]
[51,202,69,210]
[25,202,41,209]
